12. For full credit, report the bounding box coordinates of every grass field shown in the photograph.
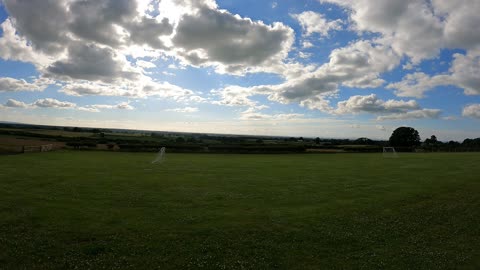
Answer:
[1,151,479,269]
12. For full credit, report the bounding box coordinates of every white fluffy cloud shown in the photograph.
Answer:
[462,104,480,119]
[4,99,29,108]
[0,77,50,92]
[33,98,76,109]
[59,77,203,102]
[293,11,343,37]
[213,40,400,112]
[388,50,480,97]
[330,94,441,121]
[321,0,480,63]
[335,94,419,114]
[0,19,53,67]
[334,94,419,114]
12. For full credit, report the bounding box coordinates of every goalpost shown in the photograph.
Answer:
[152,147,166,164]
[383,147,398,158]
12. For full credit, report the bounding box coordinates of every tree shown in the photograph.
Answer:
[389,127,421,147]
[314,137,321,144]
[424,135,438,146]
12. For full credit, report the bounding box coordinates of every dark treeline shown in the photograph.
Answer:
[1,123,479,153]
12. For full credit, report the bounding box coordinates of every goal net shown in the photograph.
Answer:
[383,147,398,158]
[152,147,166,163]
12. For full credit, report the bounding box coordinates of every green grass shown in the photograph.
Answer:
[1,151,479,269]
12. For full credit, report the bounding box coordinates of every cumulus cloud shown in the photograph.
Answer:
[334,94,419,114]
[4,99,29,108]
[293,11,343,37]
[214,40,400,112]
[376,109,442,121]
[462,104,480,119]
[172,5,294,74]
[45,43,138,83]
[321,0,480,64]
[0,19,53,67]
[33,98,76,109]
[2,0,70,54]
[0,77,50,92]
[387,50,480,97]
[59,77,204,102]
[166,107,199,113]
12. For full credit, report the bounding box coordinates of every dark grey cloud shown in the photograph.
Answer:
[3,0,69,53]
[46,43,137,82]
[173,6,294,73]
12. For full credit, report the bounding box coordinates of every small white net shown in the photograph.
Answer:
[383,147,398,158]
[152,147,166,163]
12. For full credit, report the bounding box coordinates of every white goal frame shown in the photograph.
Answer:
[152,147,166,163]
[383,147,398,158]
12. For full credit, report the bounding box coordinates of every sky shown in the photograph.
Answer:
[0,0,479,141]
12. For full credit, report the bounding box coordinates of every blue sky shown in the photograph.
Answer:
[0,0,479,141]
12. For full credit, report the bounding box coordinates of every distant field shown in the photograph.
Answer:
[0,128,95,138]
[0,135,65,147]
[1,152,479,269]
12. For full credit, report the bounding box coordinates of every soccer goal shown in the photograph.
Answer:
[383,147,398,158]
[152,147,166,164]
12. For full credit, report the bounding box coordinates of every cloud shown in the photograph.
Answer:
[0,77,50,92]
[386,72,446,98]
[45,42,138,83]
[2,0,70,54]
[136,60,157,69]
[166,107,199,113]
[217,40,400,112]
[387,50,480,97]
[2,0,174,52]
[3,98,136,112]
[0,19,53,67]
[376,109,442,121]
[77,107,101,113]
[292,11,343,37]
[33,98,76,109]
[321,0,480,64]
[334,94,419,114]
[79,102,134,112]
[376,125,386,131]
[302,41,314,48]
[462,104,480,119]
[59,78,204,102]
[4,99,29,108]
[239,107,304,121]
[172,5,294,74]
[211,86,259,107]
